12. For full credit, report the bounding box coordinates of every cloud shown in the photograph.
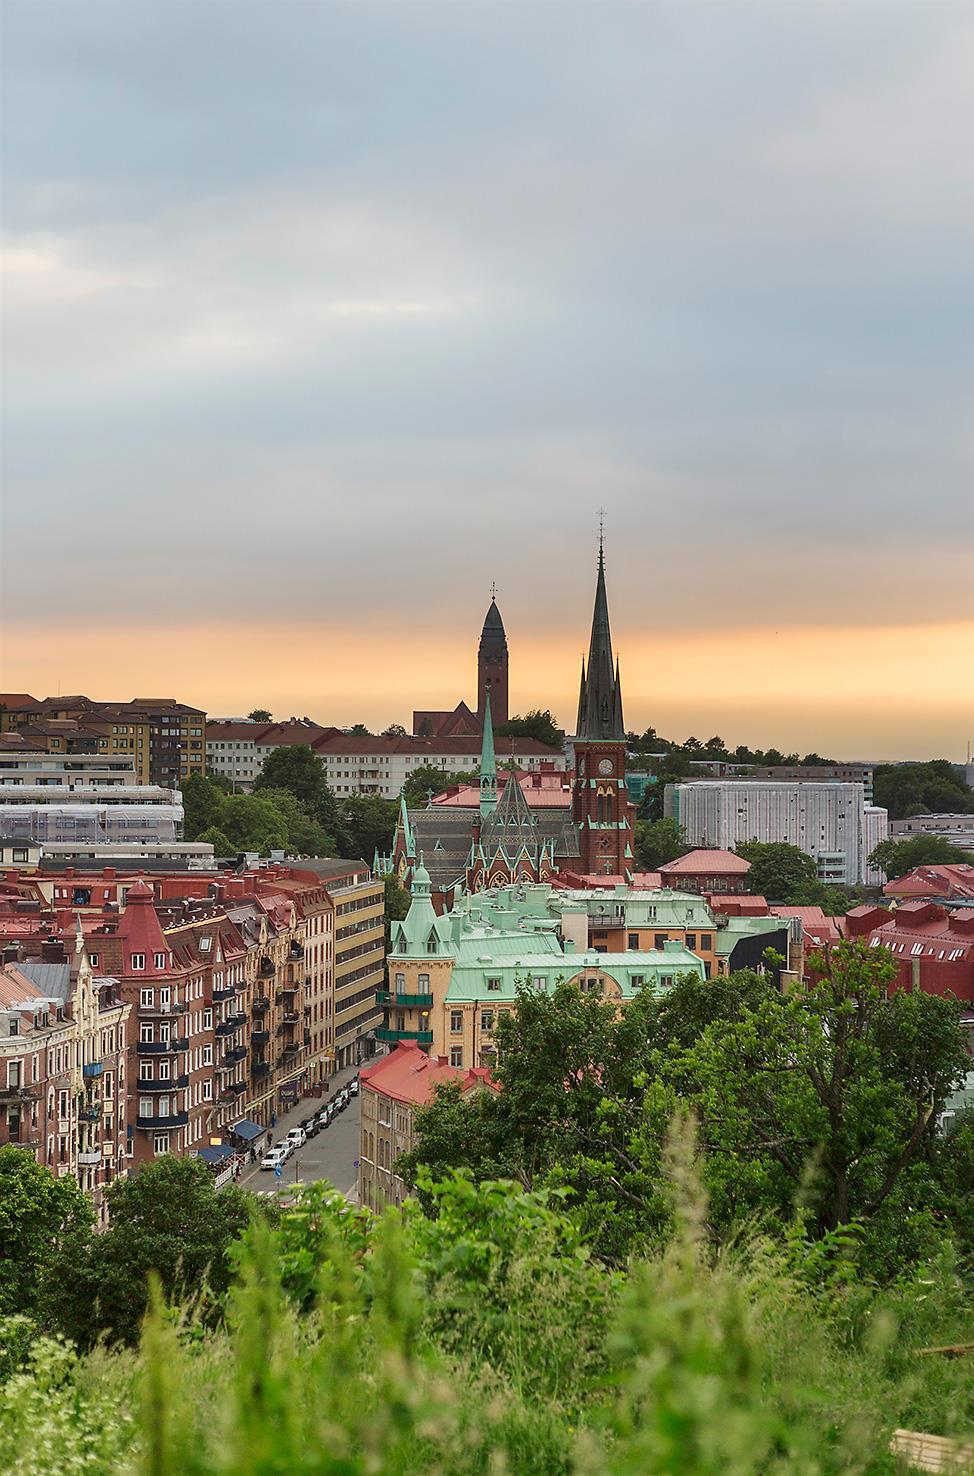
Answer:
[1,2,972,756]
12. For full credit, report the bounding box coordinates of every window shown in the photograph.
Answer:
[686,934,697,950]
[531,975,547,989]
[12,848,28,863]
[395,973,405,989]
[88,952,99,968]
[140,988,154,1007]
[203,1010,212,1030]
[160,987,171,1008]
[654,935,666,950]
[202,1080,213,1101]
[139,1097,153,1117]
[660,974,674,988]
[154,1135,170,1155]
[418,973,430,987]
[450,1010,463,1033]
[154,952,166,969]
[699,935,712,950]
[631,974,644,988]
[203,1045,213,1065]
[140,1023,154,1043]
[159,1061,171,1080]
[449,1047,463,1068]
[131,953,145,971]
[486,977,501,992]
[481,1010,494,1031]
[628,933,639,950]
[199,937,212,953]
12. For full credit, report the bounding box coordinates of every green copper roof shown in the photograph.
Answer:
[445,943,704,1002]
[479,688,497,817]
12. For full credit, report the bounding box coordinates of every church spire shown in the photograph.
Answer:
[576,536,625,741]
[479,688,497,817]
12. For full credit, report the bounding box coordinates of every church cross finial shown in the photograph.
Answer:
[490,579,497,599]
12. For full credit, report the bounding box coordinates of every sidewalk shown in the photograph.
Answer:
[237,1058,365,1190]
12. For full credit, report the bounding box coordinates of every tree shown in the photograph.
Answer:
[381,723,407,737]
[46,1156,255,1349]
[257,788,336,857]
[181,774,227,841]
[873,760,974,822]
[870,833,972,879]
[219,794,289,853]
[247,709,272,723]
[0,1146,93,1321]
[401,764,471,808]
[195,825,234,854]
[341,794,398,861]
[254,744,346,848]
[735,840,818,901]
[633,817,690,871]
[347,723,372,737]
[684,942,972,1271]
[495,710,564,749]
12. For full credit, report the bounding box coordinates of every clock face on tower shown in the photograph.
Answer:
[598,758,614,776]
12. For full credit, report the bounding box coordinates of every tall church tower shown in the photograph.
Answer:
[572,539,631,877]
[477,593,509,728]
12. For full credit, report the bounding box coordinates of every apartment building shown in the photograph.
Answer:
[0,770,184,856]
[0,936,130,1222]
[751,764,875,804]
[0,859,385,1166]
[358,1041,497,1212]
[665,781,888,887]
[0,696,205,785]
[206,720,343,789]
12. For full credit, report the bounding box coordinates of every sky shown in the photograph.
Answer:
[1,1,972,760]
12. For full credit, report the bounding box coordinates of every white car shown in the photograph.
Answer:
[260,1147,287,1172]
[286,1126,306,1149]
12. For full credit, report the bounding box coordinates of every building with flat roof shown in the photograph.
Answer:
[890,814,974,855]
[664,781,888,888]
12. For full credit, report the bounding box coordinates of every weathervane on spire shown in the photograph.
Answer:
[490,580,498,599]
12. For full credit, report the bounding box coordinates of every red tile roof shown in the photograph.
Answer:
[360,1041,498,1108]
[660,849,751,876]
[885,865,974,902]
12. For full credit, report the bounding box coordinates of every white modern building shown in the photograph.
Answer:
[891,814,974,855]
[0,755,187,859]
[664,781,888,887]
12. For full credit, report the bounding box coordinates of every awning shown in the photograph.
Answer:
[231,1118,264,1142]
[198,1144,236,1164]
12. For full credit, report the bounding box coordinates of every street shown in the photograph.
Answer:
[238,1065,362,1199]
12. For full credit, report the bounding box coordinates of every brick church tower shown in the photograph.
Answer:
[477,595,509,728]
[572,541,632,877]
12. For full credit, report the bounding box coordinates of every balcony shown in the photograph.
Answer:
[137,1075,189,1092]
[213,983,238,1002]
[282,1010,300,1024]
[140,1000,188,1017]
[136,1111,188,1130]
[259,958,275,977]
[82,1061,104,1079]
[137,1037,188,1055]
[222,1045,247,1065]
[376,991,434,1009]
[215,1013,247,1036]
[252,996,270,1016]
[78,1103,101,1122]
[77,1149,102,1166]
[303,1029,312,1046]
[251,1060,270,1079]
[0,1084,39,1102]
[376,1027,433,1045]
[251,1029,269,1046]
[289,941,303,961]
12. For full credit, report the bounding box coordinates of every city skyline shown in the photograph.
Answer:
[2,2,972,759]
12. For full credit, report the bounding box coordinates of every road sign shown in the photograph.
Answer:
[274,1162,283,1178]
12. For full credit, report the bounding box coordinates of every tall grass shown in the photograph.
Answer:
[1,1135,971,1475]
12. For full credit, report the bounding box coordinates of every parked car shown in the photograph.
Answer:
[317,1109,331,1130]
[260,1147,287,1172]
[286,1126,306,1149]
[302,1117,318,1138]
[349,1076,360,1097]
[274,1139,292,1158]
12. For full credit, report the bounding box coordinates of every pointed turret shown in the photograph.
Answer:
[399,789,415,859]
[478,589,509,726]
[479,689,497,817]
[575,539,625,742]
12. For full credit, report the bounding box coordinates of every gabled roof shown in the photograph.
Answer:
[360,1040,498,1107]
[661,849,752,876]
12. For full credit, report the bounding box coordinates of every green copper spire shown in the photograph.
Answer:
[479,688,497,817]
[399,789,415,858]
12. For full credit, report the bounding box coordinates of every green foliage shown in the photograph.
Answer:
[381,722,407,736]
[341,793,398,861]
[246,709,271,722]
[736,839,819,900]
[194,825,233,853]
[495,709,565,748]
[254,743,330,811]
[873,760,974,821]
[3,1165,974,1475]
[185,754,342,857]
[401,764,474,808]
[633,816,690,871]
[870,832,973,878]
[44,1156,256,1350]
[0,1147,93,1322]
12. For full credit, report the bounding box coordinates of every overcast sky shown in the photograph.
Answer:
[1,1,972,757]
